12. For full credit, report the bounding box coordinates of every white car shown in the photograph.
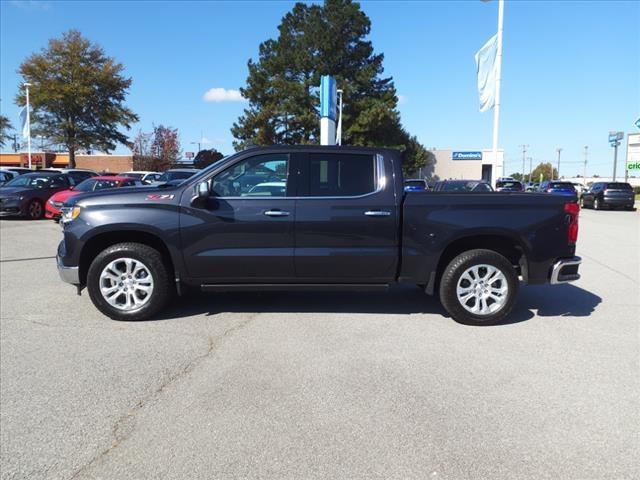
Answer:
[246,181,287,196]
[572,183,586,196]
[121,171,162,184]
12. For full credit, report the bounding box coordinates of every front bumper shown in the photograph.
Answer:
[550,256,581,284]
[57,255,80,285]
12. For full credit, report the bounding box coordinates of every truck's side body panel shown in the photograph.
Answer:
[400,192,576,285]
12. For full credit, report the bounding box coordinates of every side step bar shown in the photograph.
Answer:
[201,283,390,293]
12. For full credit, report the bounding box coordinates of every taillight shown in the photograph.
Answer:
[564,202,579,245]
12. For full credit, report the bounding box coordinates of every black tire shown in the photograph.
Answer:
[594,197,602,210]
[27,199,43,219]
[439,249,519,325]
[87,242,172,321]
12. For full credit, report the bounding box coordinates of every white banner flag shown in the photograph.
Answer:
[19,106,28,138]
[475,34,498,112]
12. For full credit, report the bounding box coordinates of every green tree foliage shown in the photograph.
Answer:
[231,0,430,175]
[508,172,524,181]
[16,30,138,168]
[530,162,558,182]
[0,115,13,148]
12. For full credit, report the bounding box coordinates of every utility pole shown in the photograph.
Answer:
[527,156,533,184]
[518,144,528,182]
[491,0,505,186]
[609,131,623,181]
[23,83,32,169]
[555,148,562,180]
[583,146,588,185]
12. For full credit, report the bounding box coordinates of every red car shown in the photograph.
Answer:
[45,175,140,220]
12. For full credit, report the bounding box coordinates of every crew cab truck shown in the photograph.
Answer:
[57,146,582,325]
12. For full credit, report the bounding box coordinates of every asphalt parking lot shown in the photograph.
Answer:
[1,209,638,480]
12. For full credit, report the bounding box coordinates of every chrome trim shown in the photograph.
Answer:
[550,256,582,284]
[364,210,391,217]
[213,153,387,201]
[57,255,80,285]
[264,210,290,217]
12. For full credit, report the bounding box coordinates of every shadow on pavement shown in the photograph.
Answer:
[155,283,601,326]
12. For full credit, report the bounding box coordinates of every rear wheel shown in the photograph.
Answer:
[594,197,602,210]
[439,249,519,325]
[27,199,43,219]
[87,242,172,321]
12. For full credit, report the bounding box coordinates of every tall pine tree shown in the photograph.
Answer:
[231,0,430,175]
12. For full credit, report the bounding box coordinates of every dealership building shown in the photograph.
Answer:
[414,148,504,185]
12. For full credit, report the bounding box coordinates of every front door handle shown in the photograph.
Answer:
[364,210,391,217]
[264,210,290,217]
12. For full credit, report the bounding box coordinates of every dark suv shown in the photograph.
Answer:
[581,182,635,210]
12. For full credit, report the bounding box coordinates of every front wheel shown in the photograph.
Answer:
[87,242,172,321]
[439,249,519,325]
[27,199,43,219]
[594,197,602,210]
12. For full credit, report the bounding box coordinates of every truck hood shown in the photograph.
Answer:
[65,184,182,207]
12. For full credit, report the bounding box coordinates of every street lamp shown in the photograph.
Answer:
[23,83,32,169]
[336,89,344,146]
[190,141,201,152]
[555,148,562,180]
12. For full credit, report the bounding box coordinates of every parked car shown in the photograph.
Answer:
[57,146,581,325]
[42,168,98,184]
[46,175,141,220]
[495,180,524,192]
[538,181,576,196]
[572,183,587,196]
[150,168,199,185]
[432,180,494,192]
[3,167,33,176]
[121,171,163,184]
[404,179,428,192]
[525,182,539,192]
[0,169,18,186]
[580,182,635,210]
[0,172,73,219]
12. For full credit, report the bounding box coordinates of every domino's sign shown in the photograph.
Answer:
[452,151,482,160]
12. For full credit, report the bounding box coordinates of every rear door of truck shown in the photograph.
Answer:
[293,150,399,283]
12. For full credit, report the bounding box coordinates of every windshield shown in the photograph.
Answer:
[439,181,488,192]
[157,171,195,182]
[405,180,425,187]
[549,182,575,189]
[4,174,56,188]
[605,183,632,190]
[496,181,522,188]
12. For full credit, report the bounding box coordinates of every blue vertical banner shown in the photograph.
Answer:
[320,75,337,121]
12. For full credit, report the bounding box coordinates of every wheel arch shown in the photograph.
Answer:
[78,230,175,286]
[430,233,528,294]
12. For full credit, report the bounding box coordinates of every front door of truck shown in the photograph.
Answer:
[294,151,399,283]
[180,152,298,282]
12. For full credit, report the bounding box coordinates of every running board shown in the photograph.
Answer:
[200,283,390,293]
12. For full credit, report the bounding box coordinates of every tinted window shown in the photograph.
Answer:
[549,182,574,189]
[438,181,491,192]
[157,171,197,182]
[74,179,98,192]
[93,179,120,190]
[307,153,375,197]
[605,183,632,190]
[212,154,288,197]
[405,180,426,187]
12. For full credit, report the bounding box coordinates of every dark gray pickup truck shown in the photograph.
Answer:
[57,146,581,324]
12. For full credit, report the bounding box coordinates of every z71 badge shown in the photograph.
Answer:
[146,194,175,201]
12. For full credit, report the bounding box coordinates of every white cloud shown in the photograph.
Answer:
[203,88,245,103]
[398,94,408,105]
[200,137,227,145]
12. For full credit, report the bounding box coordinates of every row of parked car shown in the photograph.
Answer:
[403,178,636,211]
[0,167,200,220]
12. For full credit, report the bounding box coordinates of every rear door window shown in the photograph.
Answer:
[306,153,375,197]
[605,183,632,190]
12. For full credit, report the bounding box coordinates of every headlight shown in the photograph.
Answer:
[18,195,25,201]
[61,206,82,223]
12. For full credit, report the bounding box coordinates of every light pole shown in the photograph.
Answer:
[527,156,533,184]
[555,148,562,180]
[23,83,32,169]
[518,144,528,182]
[609,131,623,181]
[583,146,588,186]
[190,141,201,152]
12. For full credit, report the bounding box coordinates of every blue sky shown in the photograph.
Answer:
[1,0,638,176]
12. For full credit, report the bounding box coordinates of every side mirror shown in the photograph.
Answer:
[191,181,210,207]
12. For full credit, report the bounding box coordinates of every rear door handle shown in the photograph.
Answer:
[264,210,290,217]
[364,210,391,217]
